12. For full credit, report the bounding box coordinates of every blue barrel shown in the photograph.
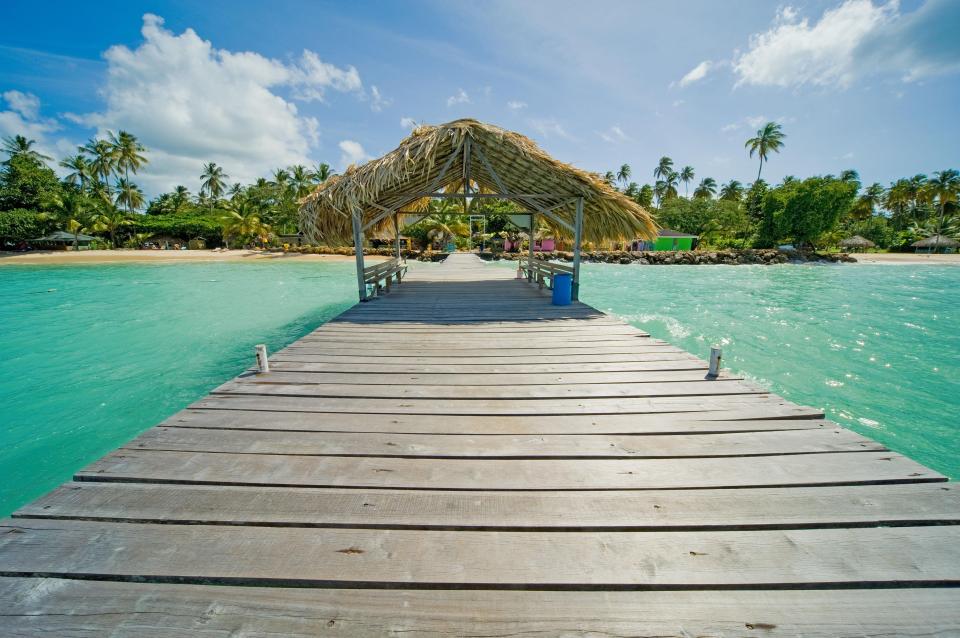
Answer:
[552,273,572,305]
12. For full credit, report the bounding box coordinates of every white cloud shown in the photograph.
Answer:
[446,88,470,107]
[69,14,365,194]
[528,117,572,140]
[507,100,527,110]
[722,114,793,133]
[732,0,960,88]
[338,139,369,168]
[400,117,417,129]
[0,91,67,161]
[598,125,629,144]
[678,60,713,87]
[672,99,685,107]
[369,85,391,112]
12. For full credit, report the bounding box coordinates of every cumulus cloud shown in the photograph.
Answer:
[733,0,960,88]
[0,91,68,161]
[369,85,391,112]
[338,139,369,168]
[70,14,364,194]
[528,117,572,140]
[507,100,527,110]
[678,60,713,87]
[446,88,470,107]
[598,125,629,144]
[721,114,793,133]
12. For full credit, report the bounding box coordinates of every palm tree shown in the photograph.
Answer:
[290,165,314,199]
[654,156,674,181]
[59,154,91,190]
[679,165,695,197]
[42,188,94,249]
[745,122,786,181]
[654,171,680,208]
[693,177,717,199]
[80,138,117,192]
[222,195,270,248]
[852,182,884,220]
[719,179,744,202]
[420,204,470,250]
[171,186,191,214]
[616,163,631,188]
[312,162,334,183]
[928,169,960,251]
[114,177,145,213]
[840,169,860,185]
[108,130,147,184]
[636,184,654,208]
[602,171,616,186]
[200,162,229,209]
[93,207,132,248]
[2,134,51,162]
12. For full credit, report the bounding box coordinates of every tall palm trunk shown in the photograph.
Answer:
[756,158,763,182]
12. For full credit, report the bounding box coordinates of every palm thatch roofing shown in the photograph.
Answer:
[912,234,959,248]
[840,235,875,248]
[299,119,657,245]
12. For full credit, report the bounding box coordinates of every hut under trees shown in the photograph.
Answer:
[299,119,656,300]
[840,235,876,252]
[912,235,959,253]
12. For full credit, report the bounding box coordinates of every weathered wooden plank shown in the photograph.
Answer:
[21,483,959,530]
[266,359,710,374]
[212,379,766,400]
[2,520,959,587]
[165,409,831,434]
[74,450,942,490]
[271,351,702,364]
[253,368,722,385]
[191,393,805,416]
[2,577,958,637]
[124,426,882,458]
[279,344,680,357]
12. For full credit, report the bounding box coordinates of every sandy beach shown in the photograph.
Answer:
[0,249,387,265]
[850,252,960,264]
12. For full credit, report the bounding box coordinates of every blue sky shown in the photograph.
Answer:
[1,0,958,197]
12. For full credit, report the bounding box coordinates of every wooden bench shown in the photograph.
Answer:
[364,257,408,298]
[519,256,574,290]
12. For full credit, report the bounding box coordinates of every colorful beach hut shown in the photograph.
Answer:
[631,228,698,251]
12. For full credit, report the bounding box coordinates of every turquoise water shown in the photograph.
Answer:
[0,260,958,517]
[0,261,356,516]
[578,263,960,479]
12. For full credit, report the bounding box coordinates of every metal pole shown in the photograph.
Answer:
[572,197,583,301]
[352,207,367,302]
[527,213,535,282]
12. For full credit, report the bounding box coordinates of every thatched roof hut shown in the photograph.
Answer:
[912,235,959,252]
[299,119,656,245]
[840,235,875,250]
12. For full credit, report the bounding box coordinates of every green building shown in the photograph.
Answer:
[632,229,698,251]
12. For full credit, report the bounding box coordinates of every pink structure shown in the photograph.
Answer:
[504,238,556,252]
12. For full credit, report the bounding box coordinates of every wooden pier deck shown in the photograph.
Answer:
[2,253,959,636]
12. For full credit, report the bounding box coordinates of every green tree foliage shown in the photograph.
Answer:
[760,176,858,248]
[0,154,62,210]
[0,208,56,241]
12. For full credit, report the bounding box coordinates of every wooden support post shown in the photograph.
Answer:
[527,213,536,282]
[572,197,583,301]
[254,344,269,373]
[352,207,367,302]
[393,212,401,259]
[708,346,722,378]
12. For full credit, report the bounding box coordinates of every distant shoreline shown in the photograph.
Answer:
[0,250,387,265]
[1,249,957,266]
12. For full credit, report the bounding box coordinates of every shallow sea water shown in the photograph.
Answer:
[0,259,957,515]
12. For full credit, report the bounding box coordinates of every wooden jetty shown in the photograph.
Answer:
[1,252,959,636]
